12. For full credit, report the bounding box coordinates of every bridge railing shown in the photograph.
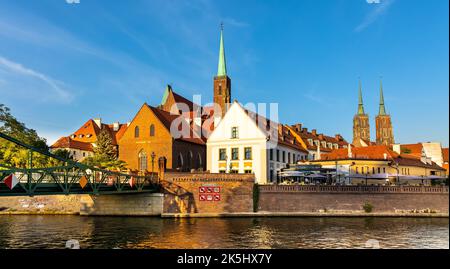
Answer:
[0,132,159,196]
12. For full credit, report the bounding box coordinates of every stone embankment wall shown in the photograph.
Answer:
[0,195,84,214]
[162,172,254,214]
[257,185,449,214]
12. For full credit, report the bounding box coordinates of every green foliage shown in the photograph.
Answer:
[363,201,374,213]
[81,128,127,171]
[0,104,50,168]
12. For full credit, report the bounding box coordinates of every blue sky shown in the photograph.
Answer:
[0,0,448,146]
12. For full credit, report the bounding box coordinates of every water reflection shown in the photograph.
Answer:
[0,216,447,249]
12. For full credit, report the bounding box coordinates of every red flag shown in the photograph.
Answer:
[4,174,19,190]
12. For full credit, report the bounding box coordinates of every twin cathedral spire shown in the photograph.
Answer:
[353,79,395,147]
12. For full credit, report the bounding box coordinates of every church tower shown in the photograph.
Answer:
[213,25,231,118]
[352,80,371,146]
[375,79,395,146]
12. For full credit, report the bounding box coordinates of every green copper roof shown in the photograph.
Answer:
[357,80,365,115]
[217,28,227,77]
[160,84,171,105]
[378,79,387,115]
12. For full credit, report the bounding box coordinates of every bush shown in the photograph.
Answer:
[363,202,373,213]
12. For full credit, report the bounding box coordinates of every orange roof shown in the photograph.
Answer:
[289,123,348,151]
[50,137,93,151]
[399,143,423,156]
[316,145,445,170]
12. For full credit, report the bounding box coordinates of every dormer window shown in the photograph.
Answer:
[79,134,84,138]
[86,134,92,138]
[308,139,313,145]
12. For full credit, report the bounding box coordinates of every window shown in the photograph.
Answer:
[276,150,280,162]
[230,170,238,174]
[231,148,239,160]
[383,167,386,173]
[231,127,239,139]
[244,170,252,174]
[138,150,147,171]
[269,149,273,161]
[134,126,139,138]
[219,170,226,174]
[83,152,86,157]
[282,151,285,163]
[218,84,222,95]
[372,167,375,174]
[378,167,381,174]
[288,152,291,164]
[150,124,155,136]
[292,154,296,163]
[356,167,359,174]
[219,148,227,161]
[177,153,183,170]
[244,147,252,160]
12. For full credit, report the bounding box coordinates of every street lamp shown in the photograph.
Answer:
[151,152,156,173]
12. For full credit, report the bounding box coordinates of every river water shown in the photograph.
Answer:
[0,216,448,249]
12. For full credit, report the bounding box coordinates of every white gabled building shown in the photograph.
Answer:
[207,101,308,184]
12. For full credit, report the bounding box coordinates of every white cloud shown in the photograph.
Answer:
[355,0,395,32]
[0,56,73,103]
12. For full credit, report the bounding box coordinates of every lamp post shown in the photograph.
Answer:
[151,152,156,173]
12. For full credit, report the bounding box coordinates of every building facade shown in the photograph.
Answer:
[118,103,205,173]
[286,123,348,161]
[50,118,127,161]
[313,145,446,185]
[207,101,308,184]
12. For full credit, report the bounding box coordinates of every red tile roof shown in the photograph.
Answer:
[50,136,93,151]
[316,145,445,170]
[289,123,348,151]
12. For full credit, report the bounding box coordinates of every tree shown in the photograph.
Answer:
[0,104,49,168]
[81,128,126,171]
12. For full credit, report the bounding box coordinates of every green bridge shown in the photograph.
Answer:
[0,132,159,197]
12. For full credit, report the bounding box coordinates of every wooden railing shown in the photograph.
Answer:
[258,185,449,194]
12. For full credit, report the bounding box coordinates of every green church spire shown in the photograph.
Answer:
[357,80,365,115]
[378,78,387,115]
[217,24,227,77]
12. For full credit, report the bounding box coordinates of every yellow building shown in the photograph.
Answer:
[312,145,446,186]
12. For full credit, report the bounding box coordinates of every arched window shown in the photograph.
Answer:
[134,126,139,138]
[150,124,155,136]
[177,153,183,171]
[138,150,147,171]
[186,151,193,171]
[197,153,202,170]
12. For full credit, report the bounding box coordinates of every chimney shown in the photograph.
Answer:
[294,123,302,132]
[392,144,401,154]
[113,122,120,131]
[318,134,324,140]
[335,134,342,141]
[94,118,102,128]
[312,129,317,136]
[302,128,308,133]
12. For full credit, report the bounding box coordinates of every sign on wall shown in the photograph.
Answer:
[199,186,221,202]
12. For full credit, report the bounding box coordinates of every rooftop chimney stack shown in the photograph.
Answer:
[312,129,317,136]
[295,123,302,132]
[113,122,120,131]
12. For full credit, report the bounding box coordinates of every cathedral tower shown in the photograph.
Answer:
[375,79,395,146]
[213,25,231,118]
[353,80,371,146]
